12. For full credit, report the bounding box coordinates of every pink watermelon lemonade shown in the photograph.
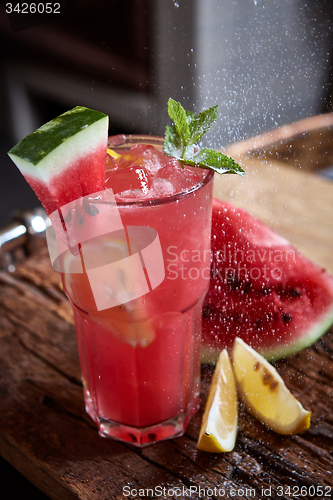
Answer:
[60,135,214,446]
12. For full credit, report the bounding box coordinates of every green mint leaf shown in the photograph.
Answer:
[183,148,245,175]
[185,110,195,129]
[163,98,245,177]
[167,98,190,149]
[163,125,183,158]
[163,127,196,166]
[188,105,218,145]
[183,144,195,159]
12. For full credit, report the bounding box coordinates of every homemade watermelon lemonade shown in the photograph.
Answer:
[59,134,215,445]
[8,100,244,446]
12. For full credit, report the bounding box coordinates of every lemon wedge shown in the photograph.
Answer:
[197,349,238,452]
[232,337,311,435]
[62,236,155,348]
[107,147,121,159]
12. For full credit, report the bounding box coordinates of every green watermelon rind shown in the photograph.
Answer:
[8,106,107,164]
[201,302,333,364]
[8,107,108,183]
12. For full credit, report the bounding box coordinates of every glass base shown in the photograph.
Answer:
[84,390,199,447]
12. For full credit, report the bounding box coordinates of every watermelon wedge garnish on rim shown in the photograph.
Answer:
[8,106,108,216]
[202,199,333,363]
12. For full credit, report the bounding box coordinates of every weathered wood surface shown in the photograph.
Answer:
[225,112,333,173]
[1,117,333,500]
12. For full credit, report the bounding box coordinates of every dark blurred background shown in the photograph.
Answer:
[1,0,333,227]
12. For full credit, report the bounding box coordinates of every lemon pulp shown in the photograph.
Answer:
[197,349,238,452]
[232,337,311,435]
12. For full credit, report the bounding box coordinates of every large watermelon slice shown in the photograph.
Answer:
[202,199,333,362]
[8,106,108,215]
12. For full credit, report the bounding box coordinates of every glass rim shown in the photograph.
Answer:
[107,134,214,207]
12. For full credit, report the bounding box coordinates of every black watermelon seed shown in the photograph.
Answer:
[243,281,252,294]
[129,433,137,442]
[279,287,302,299]
[202,304,212,318]
[148,433,156,441]
[227,276,242,290]
[282,313,292,323]
[87,204,99,216]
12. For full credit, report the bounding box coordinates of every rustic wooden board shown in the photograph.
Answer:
[1,117,333,499]
[225,112,333,172]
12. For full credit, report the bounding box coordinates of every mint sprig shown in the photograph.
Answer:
[163,98,245,176]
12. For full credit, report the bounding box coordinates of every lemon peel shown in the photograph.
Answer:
[107,147,121,159]
[197,349,238,452]
[232,337,311,435]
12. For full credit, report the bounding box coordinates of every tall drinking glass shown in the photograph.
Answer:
[47,135,214,446]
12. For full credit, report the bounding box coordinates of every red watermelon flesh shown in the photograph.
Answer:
[23,147,106,216]
[8,106,108,216]
[202,198,333,362]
